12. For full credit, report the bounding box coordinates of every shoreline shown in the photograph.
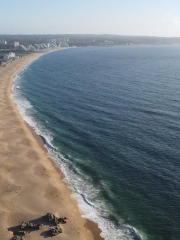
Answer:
[26,123,103,240]
[0,49,103,239]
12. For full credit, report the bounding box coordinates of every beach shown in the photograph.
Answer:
[0,52,103,240]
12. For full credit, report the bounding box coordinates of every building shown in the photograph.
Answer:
[2,52,15,62]
[28,45,36,51]
[34,44,40,50]
[14,41,19,47]
[18,45,28,51]
[0,39,7,45]
[59,42,69,47]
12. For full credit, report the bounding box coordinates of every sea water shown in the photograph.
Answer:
[12,46,180,240]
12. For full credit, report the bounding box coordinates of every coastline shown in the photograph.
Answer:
[26,124,103,240]
[0,50,103,239]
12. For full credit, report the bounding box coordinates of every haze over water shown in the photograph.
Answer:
[12,46,180,240]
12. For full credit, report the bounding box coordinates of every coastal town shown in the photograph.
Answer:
[1,34,180,66]
[0,37,69,66]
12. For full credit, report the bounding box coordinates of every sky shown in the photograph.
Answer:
[0,0,180,37]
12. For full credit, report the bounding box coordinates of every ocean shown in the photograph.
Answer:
[12,46,180,240]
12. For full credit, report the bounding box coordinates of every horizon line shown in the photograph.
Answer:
[1,33,180,38]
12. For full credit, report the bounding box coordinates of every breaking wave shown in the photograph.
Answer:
[11,57,145,240]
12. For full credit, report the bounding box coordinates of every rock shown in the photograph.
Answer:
[47,213,68,225]
[20,221,43,229]
[20,221,30,229]
[13,236,23,240]
[14,230,29,236]
[49,226,62,237]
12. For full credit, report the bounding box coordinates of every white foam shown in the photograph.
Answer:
[47,148,144,240]
[11,68,145,240]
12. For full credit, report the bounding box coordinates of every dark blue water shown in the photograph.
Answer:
[13,46,180,240]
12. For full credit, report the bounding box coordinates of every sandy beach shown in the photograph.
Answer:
[0,52,103,240]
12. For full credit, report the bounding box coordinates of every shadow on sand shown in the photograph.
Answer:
[40,230,51,238]
[7,215,54,239]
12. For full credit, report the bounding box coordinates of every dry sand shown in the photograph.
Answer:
[0,52,103,240]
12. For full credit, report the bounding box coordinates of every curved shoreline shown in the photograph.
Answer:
[25,122,103,240]
[0,51,103,239]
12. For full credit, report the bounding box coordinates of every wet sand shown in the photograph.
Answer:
[0,52,103,240]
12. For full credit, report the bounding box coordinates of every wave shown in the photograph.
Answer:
[11,65,145,240]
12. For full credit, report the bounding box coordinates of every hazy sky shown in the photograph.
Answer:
[1,0,180,37]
